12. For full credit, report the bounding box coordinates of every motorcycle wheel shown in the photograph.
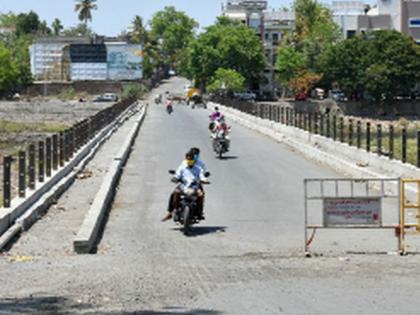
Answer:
[183,205,192,235]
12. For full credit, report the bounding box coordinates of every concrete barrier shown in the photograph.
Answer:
[73,105,147,254]
[0,103,141,249]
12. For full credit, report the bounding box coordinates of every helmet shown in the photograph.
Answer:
[190,147,200,159]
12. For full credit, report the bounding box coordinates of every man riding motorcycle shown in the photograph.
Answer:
[162,151,208,222]
[211,116,231,152]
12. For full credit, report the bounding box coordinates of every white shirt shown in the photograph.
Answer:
[180,158,208,173]
[175,163,205,189]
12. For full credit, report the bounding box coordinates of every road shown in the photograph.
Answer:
[1,77,420,314]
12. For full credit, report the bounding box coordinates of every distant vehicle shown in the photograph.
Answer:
[168,70,176,76]
[295,91,307,101]
[234,91,256,102]
[92,93,119,102]
[313,88,325,100]
[329,90,348,102]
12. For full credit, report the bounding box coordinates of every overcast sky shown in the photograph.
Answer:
[0,0,296,35]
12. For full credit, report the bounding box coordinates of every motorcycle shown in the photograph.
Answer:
[166,104,173,114]
[212,128,230,159]
[154,94,162,104]
[169,170,210,235]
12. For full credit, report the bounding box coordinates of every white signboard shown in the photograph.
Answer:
[323,197,382,227]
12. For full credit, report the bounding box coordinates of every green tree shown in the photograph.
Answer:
[319,30,420,102]
[15,11,41,36]
[150,6,198,68]
[74,0,97,25]
[52,18,63,36]
[318,36,369,97]
[62,23,92,36]
[131,16,148,44]
[365,30,420,101]
[207,68,246,95]
[186,17,265,89]
[275,46,305,97]
[0,43,18,96]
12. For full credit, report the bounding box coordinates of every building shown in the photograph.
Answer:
[332,0,420,42]
[30,36,143,82]
[222,0,295,97]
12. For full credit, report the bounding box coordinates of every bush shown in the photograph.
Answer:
[122,84,146,99]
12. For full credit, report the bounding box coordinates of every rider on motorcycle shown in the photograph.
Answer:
[162,151,208,222]
[209,106,222,131]
[211,116,231,152]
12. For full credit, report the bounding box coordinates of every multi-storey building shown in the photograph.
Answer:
[332,0,420,42]
[222,0,295,97]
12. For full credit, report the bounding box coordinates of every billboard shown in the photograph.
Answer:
[106,44,143,80]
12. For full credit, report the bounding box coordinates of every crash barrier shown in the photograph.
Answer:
[1,97,136,208]
[304,177,420,255]
[214,96,420,168]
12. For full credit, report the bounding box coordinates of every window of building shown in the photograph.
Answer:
[265,33,269,40]
[346,30,356,38]
[409,18,420,28]
[272,33,279,42]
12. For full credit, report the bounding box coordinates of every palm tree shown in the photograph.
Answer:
[131,15,148,44]
[74,0,98,25]
[51,18,63,36]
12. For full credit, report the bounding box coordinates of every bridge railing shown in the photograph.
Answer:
[214,96,420,169]
[1,97,136,208]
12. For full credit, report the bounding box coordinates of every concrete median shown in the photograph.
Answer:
[0,102,141,250]
[73,105,147,254]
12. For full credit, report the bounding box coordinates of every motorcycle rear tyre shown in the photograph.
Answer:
[183,205,192,235]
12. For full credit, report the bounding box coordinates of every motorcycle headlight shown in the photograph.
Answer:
[185,188,195,196]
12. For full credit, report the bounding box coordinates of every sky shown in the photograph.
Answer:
[0,0,295,36]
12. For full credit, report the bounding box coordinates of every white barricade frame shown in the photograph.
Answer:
[304,178,401,255]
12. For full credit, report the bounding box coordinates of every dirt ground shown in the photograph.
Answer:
[0,99,115,204]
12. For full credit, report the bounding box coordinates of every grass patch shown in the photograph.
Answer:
[56,87,77,100]
[0,121,69,134]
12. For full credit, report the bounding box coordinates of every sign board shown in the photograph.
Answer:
[323,197,382,227]
[106,44,143,80]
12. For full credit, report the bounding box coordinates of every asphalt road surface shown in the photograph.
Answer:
[1,78,420,314]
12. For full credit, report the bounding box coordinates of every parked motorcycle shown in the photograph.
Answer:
[169,170,210,235]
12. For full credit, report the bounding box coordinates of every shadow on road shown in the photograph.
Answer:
[218,155,238,160]
[0,296,92,314]
[171,226,227,237]
[94,309,222,315]
[188,226,227,237]
[0,296,222,315]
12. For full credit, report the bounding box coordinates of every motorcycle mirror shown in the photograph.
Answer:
[168,170,176,175]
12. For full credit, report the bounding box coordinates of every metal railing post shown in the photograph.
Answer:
[402,128,407,163]
[38,141,45,183]
[29,144,36,190]
[357,121,361,149]
[18,151,26,198]
[377,124,382,156]
[46,137,52,177]
[3,156,12,208]
[366,122,371,152]
[389,125,394,160]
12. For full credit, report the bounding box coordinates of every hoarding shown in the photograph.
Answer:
[323,197,382,227]
[107,44,143,80]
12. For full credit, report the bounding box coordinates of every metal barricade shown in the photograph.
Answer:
[304,178,401,255]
